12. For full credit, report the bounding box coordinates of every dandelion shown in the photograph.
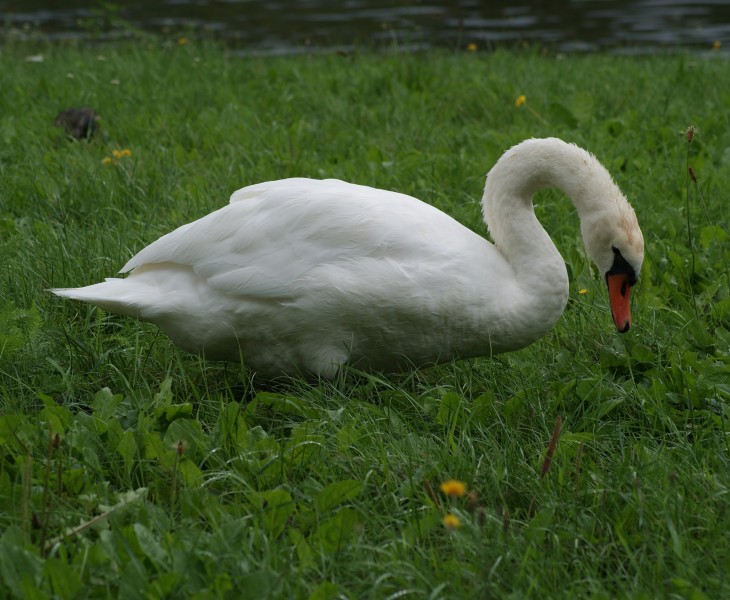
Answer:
[466,43,477,52]
[442,513,462,529]
[103,149,132,165]
[686,125,696,143]
[178,36,188,46]
[712,40,721,51]
[440,480,467,498]
[515,95,526,107]
[578,288,588,295]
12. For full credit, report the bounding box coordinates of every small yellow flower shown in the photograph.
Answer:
[111,149,132,159]
[440,480,467,498]
[579,288,588,295]
[442,513,462,529]
[712,40,721,51]
[466,43,477,52]
[178,36,188,45]
[515,95,526,107]
[101,157,113,165]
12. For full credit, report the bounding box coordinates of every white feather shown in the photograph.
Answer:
[52,138,644,378]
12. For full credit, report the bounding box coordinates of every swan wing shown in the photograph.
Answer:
[121,178,498,301]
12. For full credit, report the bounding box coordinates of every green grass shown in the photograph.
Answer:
[1,38,729,599]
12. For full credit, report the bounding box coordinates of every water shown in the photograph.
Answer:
[2,0,729,54]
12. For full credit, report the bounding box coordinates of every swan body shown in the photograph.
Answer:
[53,138,644,378]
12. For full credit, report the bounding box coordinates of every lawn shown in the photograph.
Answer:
[0,38,729,599]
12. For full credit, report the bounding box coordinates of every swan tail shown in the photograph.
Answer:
[51,278,152,318]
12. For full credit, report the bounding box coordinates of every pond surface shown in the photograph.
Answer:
[2,0,729,54]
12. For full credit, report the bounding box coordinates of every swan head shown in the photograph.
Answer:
[580,190,644,333]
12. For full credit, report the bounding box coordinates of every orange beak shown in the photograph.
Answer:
[606,273,632,333]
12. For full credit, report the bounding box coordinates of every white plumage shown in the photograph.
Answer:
[53,138,644,378]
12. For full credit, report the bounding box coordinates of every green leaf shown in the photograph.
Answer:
[253,391,319,418]
[549,102,578,128]
[525,508,554,545]
[402,511,440,543]
[0,527,43,599]
[238,570,278,599]
[596,398,623,419]
[336,423,362,452]
[471,390,497,423]
[0,414,30,450]
[284,425,324,466]
[503,392,524,424]
[119,556,148,600]
[163,418,205,459]
[314,479,363,514]
[310,508,359,554]
[712,297,730,321]
[309,581,340,600]
[570,91,595,123]
[699,224,728,249]
[289,528,315,571]
[0,302,41,359]
[436,391,464,428]
[39,394,72,436]
[92,387,123,420]
[117,430,138,472]
[133,523,169,567]
[250,489,296,539]
[43,558,83,599]
[155,403,193,424]
[176,458,204,487]
[219,401,248,446]
[152,377,174,408]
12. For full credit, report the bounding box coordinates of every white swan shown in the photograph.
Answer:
[53,138,644,378]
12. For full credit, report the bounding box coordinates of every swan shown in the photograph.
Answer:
[52,138,644,378]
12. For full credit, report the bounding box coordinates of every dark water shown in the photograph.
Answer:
[2,0,729,54]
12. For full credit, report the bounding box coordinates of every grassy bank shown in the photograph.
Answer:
[1,41,729,598]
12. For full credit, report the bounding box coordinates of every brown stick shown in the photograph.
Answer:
[540,415,562,478]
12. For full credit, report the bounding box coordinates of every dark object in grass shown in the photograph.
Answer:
[54,107,100,140]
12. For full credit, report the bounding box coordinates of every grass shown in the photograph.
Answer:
[1,37,729,599]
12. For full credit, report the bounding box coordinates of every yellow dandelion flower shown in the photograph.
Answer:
[712,40,721,51]
[101,157,113,165]
[442,513,462,529]
[466,43,477,52]
[515,95,526,107]
[111,149,132,159]
[440,480,467,498]
[178,36,188,45]
[579,288,588,295]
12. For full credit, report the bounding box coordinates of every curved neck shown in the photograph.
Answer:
[482,137,621,274]
[480,138,621,333]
